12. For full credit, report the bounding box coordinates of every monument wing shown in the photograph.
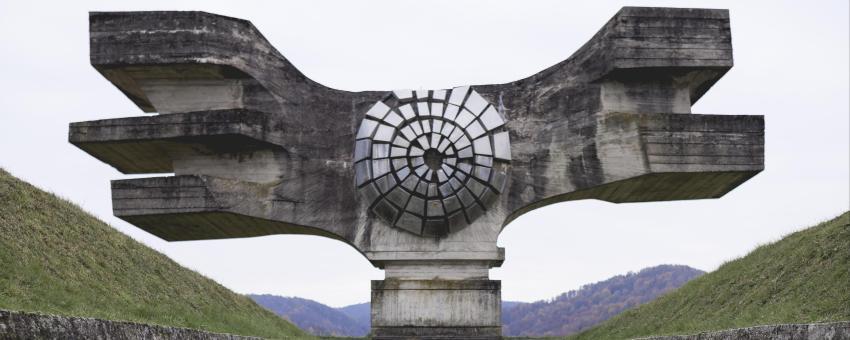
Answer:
[72,8,762,250]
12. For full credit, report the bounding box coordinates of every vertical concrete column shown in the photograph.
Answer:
[367,252,505,339]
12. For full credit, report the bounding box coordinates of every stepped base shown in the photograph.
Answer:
[371,279,501,340]
[372,327,501,340]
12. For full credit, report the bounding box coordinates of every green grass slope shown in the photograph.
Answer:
[0,168,308,339]
[569,212,850,340]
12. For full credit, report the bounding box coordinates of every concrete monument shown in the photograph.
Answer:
[70,7,764,339]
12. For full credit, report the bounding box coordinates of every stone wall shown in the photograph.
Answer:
[635,322,850,340]
[0,309,272,340]
[2,308,847,340]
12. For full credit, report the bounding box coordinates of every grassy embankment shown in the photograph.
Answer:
[0,168,312,339]
[568,211,850,340]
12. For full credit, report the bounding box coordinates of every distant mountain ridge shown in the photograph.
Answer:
[248,295,369,337]
[503,264,705,337]
[249,264,703,337]
[337,302,370,331]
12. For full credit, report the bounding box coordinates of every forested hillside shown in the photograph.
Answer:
[250,295,369,337]
[503,265,704,337]
[337,302,371,332]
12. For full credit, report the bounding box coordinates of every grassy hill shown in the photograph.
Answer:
[0,168,308,339]
[569,211,850,340]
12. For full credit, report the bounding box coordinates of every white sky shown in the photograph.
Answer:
[1,0,847,308]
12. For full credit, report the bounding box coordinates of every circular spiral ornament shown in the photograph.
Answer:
[354,86,511,237]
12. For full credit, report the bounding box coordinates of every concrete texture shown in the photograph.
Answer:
[371,280,501,339]
[69,6,764,339]
[634,322,850,340]
[0,309,264,340]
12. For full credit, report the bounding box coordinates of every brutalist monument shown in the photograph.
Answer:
[71,7,764,339]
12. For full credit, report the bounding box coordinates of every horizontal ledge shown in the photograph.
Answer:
[70,109,275,141]
[110,175,355,246]
[70,110,281,174]
[366,249,505,262]
[642,129,764,133]
[628,112,765,130]
[118,210,347,243]
[619,47,733,51]
[372,279,500,291]
[618,7,730,18]
[617,57,732,61]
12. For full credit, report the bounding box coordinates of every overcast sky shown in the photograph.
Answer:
[1,0,847,308]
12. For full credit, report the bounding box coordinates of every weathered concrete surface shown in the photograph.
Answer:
[69,6,765,339]
[70,5,763,263]
[0,309,265,340]
[634,322,850,340]
[371,280,501,339]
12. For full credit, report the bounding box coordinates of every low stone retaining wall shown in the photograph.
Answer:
[635,321,850,340]
[2,308,847,340]
[0,309,271,340]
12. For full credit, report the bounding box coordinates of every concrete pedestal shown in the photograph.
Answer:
[371,280,501,339]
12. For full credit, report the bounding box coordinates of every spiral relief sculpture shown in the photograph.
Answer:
[354,86,511,237]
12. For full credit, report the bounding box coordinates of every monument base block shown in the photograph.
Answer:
[371,279,502,339]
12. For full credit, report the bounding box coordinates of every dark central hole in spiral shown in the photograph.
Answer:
[423,148,443,171]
